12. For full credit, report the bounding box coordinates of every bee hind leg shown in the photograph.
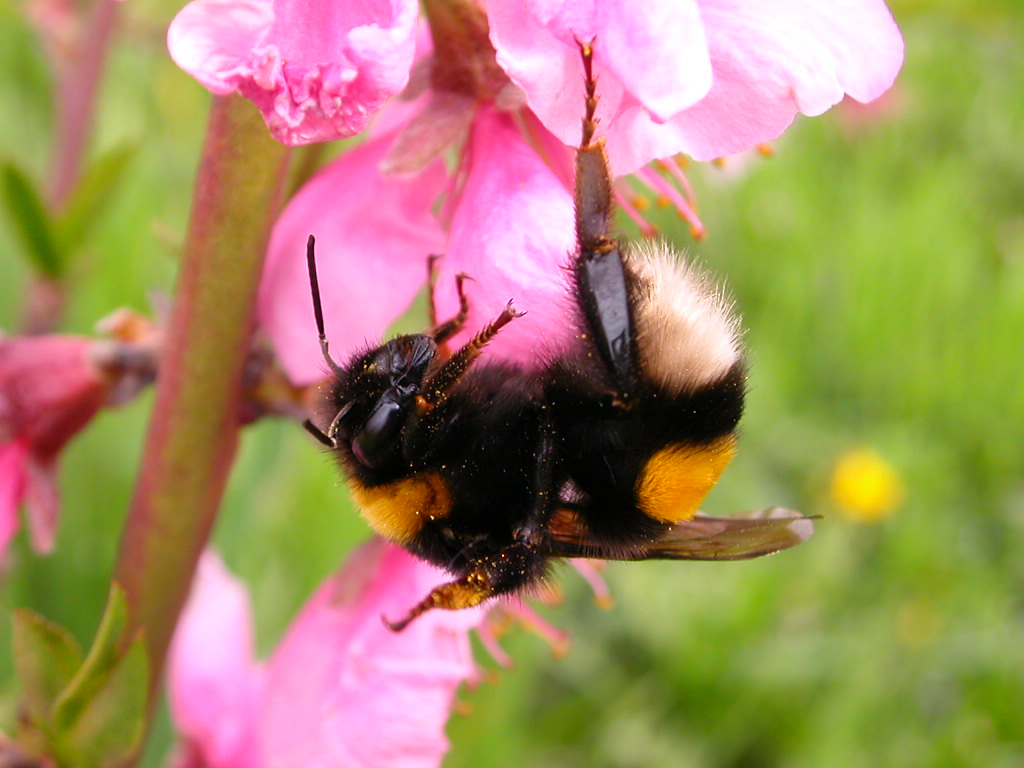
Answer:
[382,545,539,632]
[570,42,639,402]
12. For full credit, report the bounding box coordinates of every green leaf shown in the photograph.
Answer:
[56,143,137,251]
[51,584,130,732]
[11,609,84,726]
[0,161,62,277]
[55,631,149,768]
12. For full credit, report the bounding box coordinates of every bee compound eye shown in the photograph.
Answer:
[351,399,404,467]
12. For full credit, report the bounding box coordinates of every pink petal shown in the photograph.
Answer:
[168,0,420,144]
[0,440,29,558]
[599,0,710,121]
[261,540,481,768]
[487,0,903,172]
[603,0,906,165]
[168,551,263,768]
[433,108,576,366]
[167,0,272,95]
[259,129,447,385]
[22,458,59,554]
[486,0,711,147]
[380,90,477,175]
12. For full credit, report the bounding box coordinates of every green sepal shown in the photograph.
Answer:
[12,585,151,767]
[50,584,131,731]
[56,143,137,252]
[1,161,63,277]
[52,629,149,768]
[11,609,84,728]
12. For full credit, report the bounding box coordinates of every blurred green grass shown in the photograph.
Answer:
[1,2,1022,767]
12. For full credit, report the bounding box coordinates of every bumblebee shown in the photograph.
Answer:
[304,43,813,631]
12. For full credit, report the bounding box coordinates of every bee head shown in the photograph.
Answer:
[330,334,437,469]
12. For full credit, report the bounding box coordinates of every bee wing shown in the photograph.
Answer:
[545,507,815,561]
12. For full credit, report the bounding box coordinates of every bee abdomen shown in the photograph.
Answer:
[626,242,743,397]
[635,435,738,524]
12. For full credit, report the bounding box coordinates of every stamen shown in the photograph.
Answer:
[569,559,614,610]
[612,182,658,238]
[658,156,699,212]
[476,618,515,668]
[508,602,570,657]
[635,166,706,240]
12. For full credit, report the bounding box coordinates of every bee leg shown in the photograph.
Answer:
[383,544,539,632]
[429,270,473,347]
[514,419,559,546]
[387,422,555,633]
[426,254,442,327]
[575,242,636,401]
[399,302,524,461]
[383,568,496,632]
[574,38,613,247]
[417,300,524,411]
[572,41,637,401]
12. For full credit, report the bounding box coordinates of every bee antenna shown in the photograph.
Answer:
[306,234,342,374]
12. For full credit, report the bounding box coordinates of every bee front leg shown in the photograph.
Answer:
[428,268,471,344]
[419,300,524,408]
[399,301,526,462]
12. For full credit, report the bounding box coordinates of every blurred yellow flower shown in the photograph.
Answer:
[829,448,905,522]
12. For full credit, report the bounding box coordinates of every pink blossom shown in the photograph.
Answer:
[431,107,576,365]
[485,0,904,173]
[169,553,263,768]
[0,336,109,556]
[167,0,420,144]
[169,542,482,768]
[256,0,904,382]
[258,126,447,385]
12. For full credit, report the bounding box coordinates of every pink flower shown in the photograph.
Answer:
[430,107,576,364]
[169,542,482,768]
[259,104,578,377]
[0,336,110,556]
[485,0,905,173]
[168,553,263,768]
[167,0,420,144]
[258,125,448,385]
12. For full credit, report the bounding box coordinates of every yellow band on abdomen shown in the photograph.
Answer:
[635,435,737,524]
[348,471,452,545]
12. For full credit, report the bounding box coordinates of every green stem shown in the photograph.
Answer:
[24,0,121,334]
[113,95,289,722]
[47,0,120,211]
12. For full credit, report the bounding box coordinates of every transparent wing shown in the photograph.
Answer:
[545,506,816,561]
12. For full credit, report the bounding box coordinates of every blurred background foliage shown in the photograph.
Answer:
[1,1,1022,766]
